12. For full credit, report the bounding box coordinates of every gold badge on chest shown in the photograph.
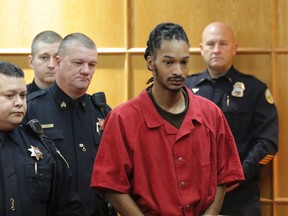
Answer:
[232,82,245,97]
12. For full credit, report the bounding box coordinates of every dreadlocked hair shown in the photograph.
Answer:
[144,22,190,61]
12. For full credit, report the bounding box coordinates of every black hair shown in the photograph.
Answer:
[144,22,190,60]
[0,61,24,78]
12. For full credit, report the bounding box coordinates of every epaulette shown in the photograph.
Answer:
[27,89,47,101]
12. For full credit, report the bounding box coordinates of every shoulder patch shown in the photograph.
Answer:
[265,89,274,104]
[27,90,47,101]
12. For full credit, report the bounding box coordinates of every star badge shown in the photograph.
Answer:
[96,118,105,134]
[28,145,44,160]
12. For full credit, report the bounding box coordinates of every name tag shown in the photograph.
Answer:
[41,124,54,129]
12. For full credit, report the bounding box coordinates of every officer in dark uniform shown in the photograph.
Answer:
[24,33,115,216]
[185,22,278,216]
[27,30,62,95]
[0,61,83,216]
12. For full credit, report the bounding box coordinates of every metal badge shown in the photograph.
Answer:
[265,89,275,104]
[96,118,105,134]
[231,82,245,97]
[28,145,44,160]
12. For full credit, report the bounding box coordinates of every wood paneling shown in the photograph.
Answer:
[0,55,33,83]
[132,0,272,48]
[88,54,127,108]
[0,0,125,48]
[233,54,272,86]
[277,0,288,48]
[275,54,288,199]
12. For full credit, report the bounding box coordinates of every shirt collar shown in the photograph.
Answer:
[195,65,237,85]
[137,86,202,129]
[50,83,86,109]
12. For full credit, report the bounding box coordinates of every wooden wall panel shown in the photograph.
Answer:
[0,55,33,83]
[87,54,126,108]
[187,54,207,75]
[262,203,273,216]
[233,54,272,86]
[0,0,125,48]
[277,0,288,48]
[130,54,151,97]
[275,54,288,199]
[275,205,288,216]
[132,0,272,48]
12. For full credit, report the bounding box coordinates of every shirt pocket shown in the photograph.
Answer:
[43,129,64,142]
[24,164,52,202]
[201,162,214,196]
[223,98,252,132]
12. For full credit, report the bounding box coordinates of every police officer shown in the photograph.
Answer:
[185,22,278,216]
[27,30,62,94]
[24,33,114,216]
[0,61,83,216]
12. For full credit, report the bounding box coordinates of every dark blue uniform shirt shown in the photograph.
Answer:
[185,66,278,181]
[26,79,41,95]
[185,65,278,215]
[0,125,82,216]
[25,82,111,216]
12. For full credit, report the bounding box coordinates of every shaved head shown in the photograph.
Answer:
[200,21,238,77]
[202,22,235,43]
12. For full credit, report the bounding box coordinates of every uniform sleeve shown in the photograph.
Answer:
[43,137,84,216]
[216,110,245,186]
[242,87,278,182]
[91,111,134,193]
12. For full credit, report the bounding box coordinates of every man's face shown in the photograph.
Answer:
[200,25,237,74]
[0,74,27,131]
[148,39,190,93]
[56,44,97,97]
[29,41,61,86]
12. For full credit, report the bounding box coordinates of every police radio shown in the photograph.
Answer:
[91,91,108,118]
[25,119,44,138]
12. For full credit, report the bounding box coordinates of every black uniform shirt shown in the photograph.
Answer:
[25,82,110,216]
[185,66,278,182]
[26,80,41,95]
[0,126,82,216]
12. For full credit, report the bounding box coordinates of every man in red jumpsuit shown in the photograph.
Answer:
[91,22,244,216]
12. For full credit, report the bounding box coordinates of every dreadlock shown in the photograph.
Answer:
[144,22,190,61]
[144,22,190,83]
